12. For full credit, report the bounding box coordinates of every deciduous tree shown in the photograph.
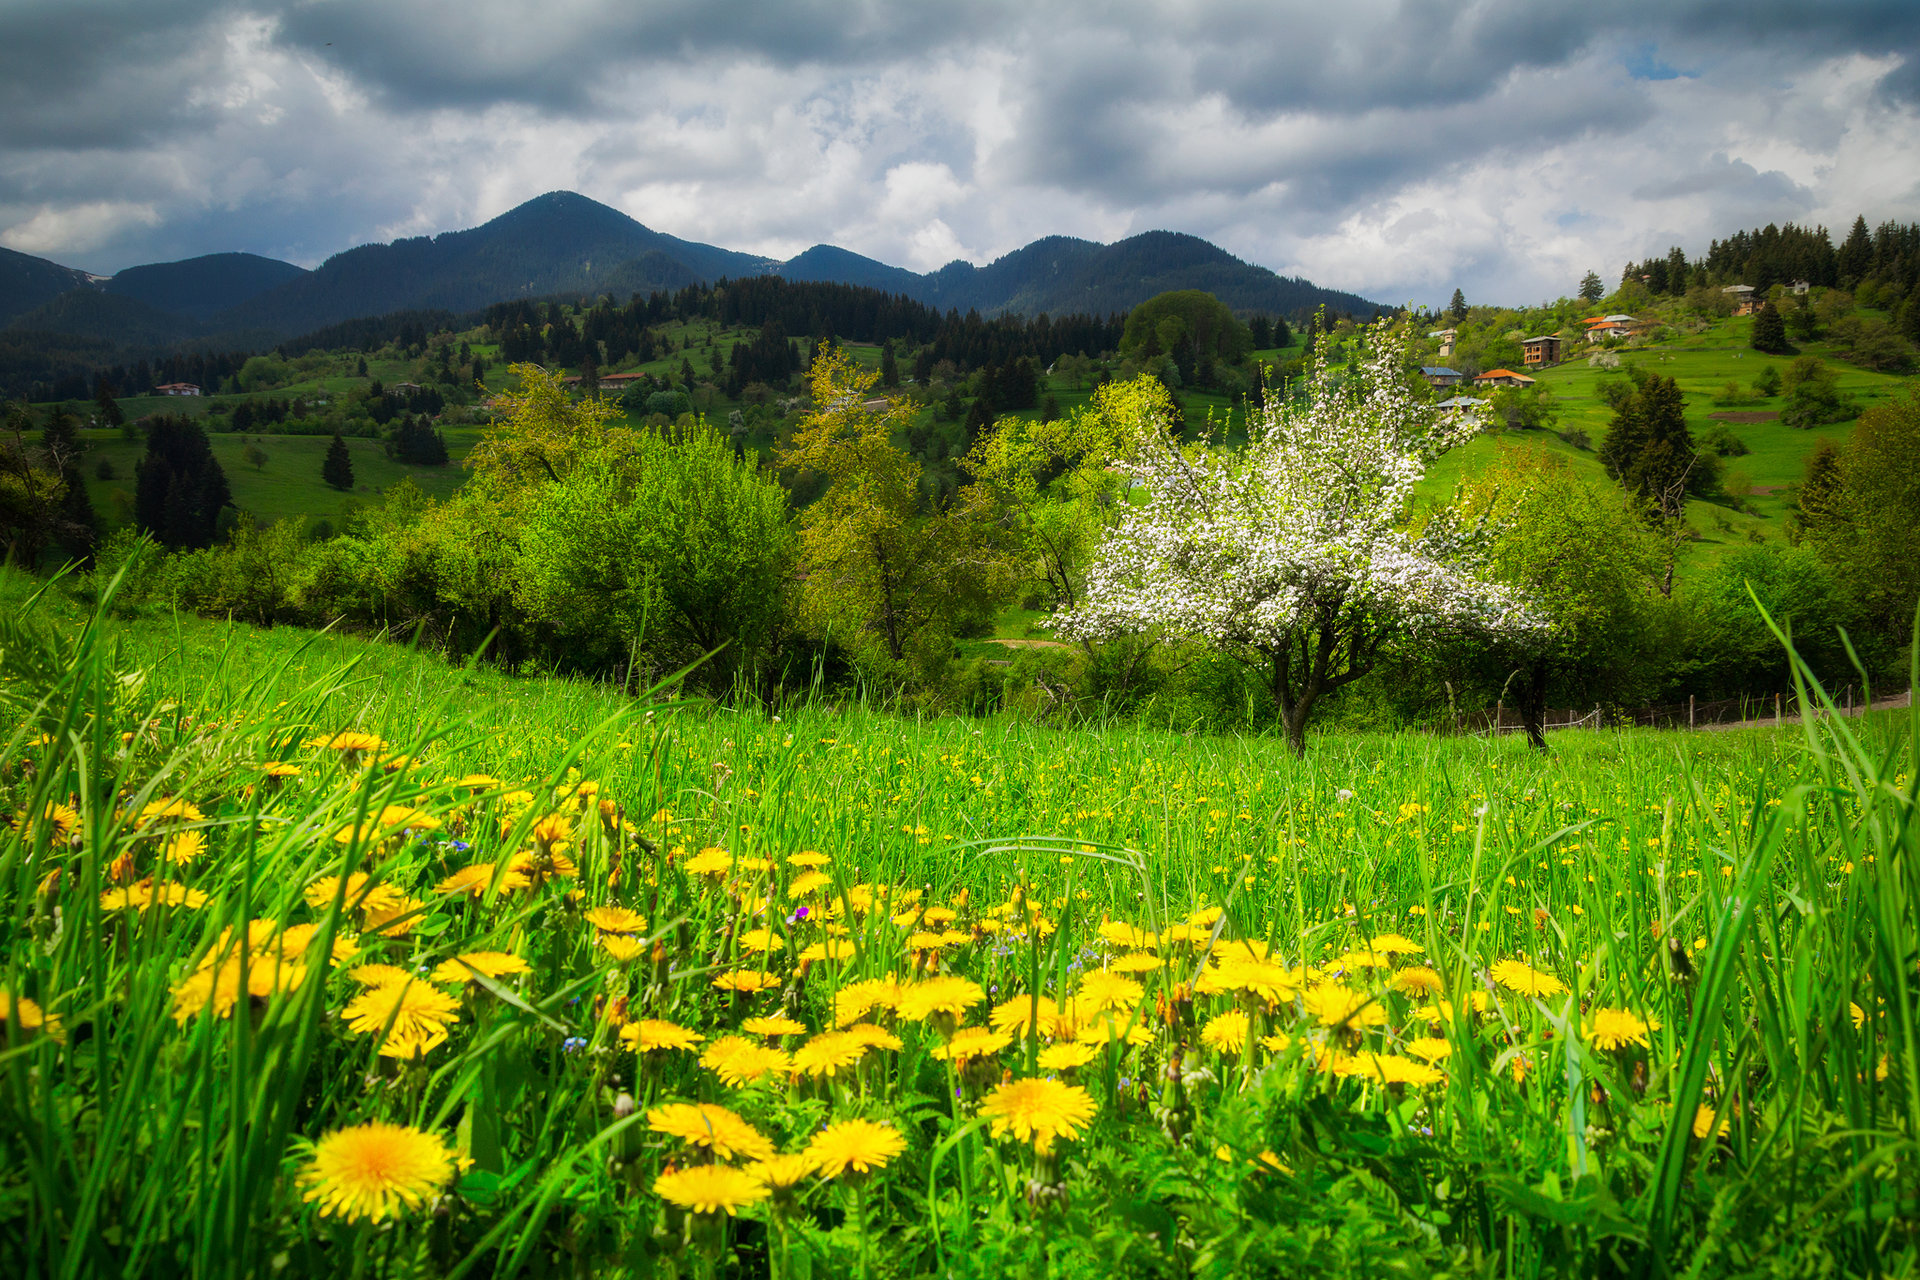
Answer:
[1056,319,1542,755]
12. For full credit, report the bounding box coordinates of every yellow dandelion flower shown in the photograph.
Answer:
[1491,959,1567,998]
[791,1030,868,1078]
[788,871,832,900]
[786,850,831,868]
[930,1025,1012,1062]
[306,873,406,915]
[163,830,207,865]
[1037,1042,1099,1071]
[299,1122,453,1222]
[621,1019,703,1054]
[896,975,986,1023]
[0,989,64,1043]
[601,934,647,962]
[647,1101,775,1163]
[684,847,734,877]
[1692,1104,1730,1140]
[1349,1053,1445,1087]
[434,863,531,898]
[1075,970,1144,1014]
[743,1014,808,1038]
[100,880,209,912]
[583,906,648,933]
[342,978,460,1054]
[701,1035,793,1086]
[1585,1007,1652,1052]
[1404,1037,1453,1063]
[1109,951,1164,974]
[1392,967,1445,998]
[978,1077,1098,1154]
[832,978,901,1026]
[1097,921,1157,949]
[990,993,1062,1037]
[308,731,389,756]
[430,951,531,987]
[1302,983,1388,1031]
[1200,1010,1250,1054]
[843,1022,903,1052]
[797,938,858,964]
[747,1153,818,1188]
[805,1118,905,1178]
[654,1164,769,1216]
[1072,1013,1154,1047]
[738,928,786,954]
[712,970,780,995]
[137,797,205,828]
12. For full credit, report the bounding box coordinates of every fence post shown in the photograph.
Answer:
[1689,695,1695,729]
[1775,692,1782,726]
[1495,700,1503,733]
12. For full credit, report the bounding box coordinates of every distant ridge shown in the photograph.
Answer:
[0,191,1385,359]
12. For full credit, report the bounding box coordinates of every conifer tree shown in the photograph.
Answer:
[880,340,899,387]
[1751,301,1789,354]
[322,433,355,491]
[1579,271,1604,304]
[1448,289,1468,322]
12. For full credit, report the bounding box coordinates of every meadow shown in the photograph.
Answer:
[2,566,1917,1278]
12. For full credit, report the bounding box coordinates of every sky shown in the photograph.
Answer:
[3,1,1918,309]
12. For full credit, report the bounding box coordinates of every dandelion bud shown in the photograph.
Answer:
[612,1091,636,1120]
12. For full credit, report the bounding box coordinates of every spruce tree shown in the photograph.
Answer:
[1448,289,1468,322]
[1579,271,1604,304]
[134,416,231,550]
[1751,301,1789,354]
[322,433,355,491]
[880,341,899,387]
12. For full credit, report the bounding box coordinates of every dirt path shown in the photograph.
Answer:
[985,638,1072,651]
[1700,690,1912,732]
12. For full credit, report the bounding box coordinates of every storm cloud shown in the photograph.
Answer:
[3,1,1916,306]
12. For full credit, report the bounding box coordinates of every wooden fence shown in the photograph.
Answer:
[1442,683,1905,737]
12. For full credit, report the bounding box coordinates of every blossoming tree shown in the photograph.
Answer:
[1054,318,1545,754]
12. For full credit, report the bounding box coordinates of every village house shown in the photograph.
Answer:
[153,382,201,396]
[1435,395,1490,418]
[1520,335,1562,367]
[1584,315,1634,343]
[1722,284,1759,316]
[1427,327,1458,357]
[1419,366,1463,388]
[389,381,423,393]
[1473,368,1536,388]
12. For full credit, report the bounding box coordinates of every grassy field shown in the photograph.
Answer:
[1418,315,1913,568]
[76,427,479,528]
[3,568,1917,1276]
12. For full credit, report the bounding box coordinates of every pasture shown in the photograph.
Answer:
[2,570,1916,1276]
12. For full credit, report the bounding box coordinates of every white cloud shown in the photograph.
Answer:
[0,1,1913,307]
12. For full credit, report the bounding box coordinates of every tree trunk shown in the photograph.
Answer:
[1517,656,1550,754]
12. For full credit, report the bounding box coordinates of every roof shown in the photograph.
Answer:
[1436,396,1489,409]
[1427,328,1458,338]
[1418,366,1461,376]
[1521,335,1560,344]
[1722,284,1755,293]
[1475,369,1535,383]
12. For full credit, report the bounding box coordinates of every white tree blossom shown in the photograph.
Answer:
[1054,318,1545,753]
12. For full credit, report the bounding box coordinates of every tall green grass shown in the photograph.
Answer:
[1,573,1915,1276]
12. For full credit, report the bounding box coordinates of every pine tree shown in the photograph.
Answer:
[134,416,231,550]
[1664,246,1689,294]
[1751,301,1789,354]
[880,341,899,387]
[94,380,123,429]
[322,433,355,491]
[356,356,368,377]
[1837,215,1873,287]
[1248,315,1273,348]
[1579,271,1605,304]
[1448,289,1468,322]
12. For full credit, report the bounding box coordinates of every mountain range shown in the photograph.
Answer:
[0,191,1384,359]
